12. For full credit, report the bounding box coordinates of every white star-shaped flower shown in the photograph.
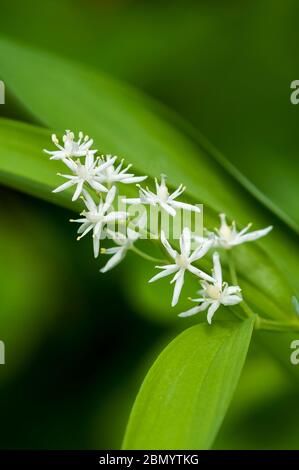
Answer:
[149,228,213,307]
[214,213,273,249]
[179,252,242,323]
[53,152,117,201]
[70,186,127,258]
[123,174,200,217]
[44,130,96,160]
[97,155,147,186]
[100,213,147,273]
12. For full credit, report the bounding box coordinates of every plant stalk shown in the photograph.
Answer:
[131,246,166,264]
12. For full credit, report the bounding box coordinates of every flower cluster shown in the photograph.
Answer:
[45,130,273,324]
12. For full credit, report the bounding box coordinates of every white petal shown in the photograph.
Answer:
[221,294,242,306]
[93,236,100,258]
[160,202,176,217]
[100,247,127,273]
[219,213,228,230]
[193,235,209,244]
[78,223,94,239]
[188,239,213,263]
[190,297,208,303]
[62,158,77,172]
[94,221,103,238]
[178,301,210,317]
[178,306,202,318]
[105,211,127,222]
[156,264,177,270]
[52,180,75,193]
[168,184,185,200]
[72,180,84,201]
[76,221,90,231]
[89,180,108,193]
[160,230,177,260]
[103,185,117,212]
[187,265,214,283]
[80,138,94,150]
[171,200,201,213]
[148,266,178,283]
[170,268,184,284]
[96,155,117,173]
[207,301,220,324]
[136,210,147,230]
[180,227,191,258]
[82,189,97,211]
[126,227,140,242]
[121,198,143,205]
[212,252,222,288]
[226,285,242,295]
[171,270,185,306]
[121,176,148,184]
[47,151,65,159]
[59,173,75,180]
[235,226,273,245]
[85,151,94,169]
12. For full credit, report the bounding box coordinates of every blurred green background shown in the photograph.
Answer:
[1,0,299,449]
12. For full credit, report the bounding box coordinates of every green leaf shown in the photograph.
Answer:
[122,317,255,450]
[0,117,77,210]
[0,39,298,322]
[0,38,288,223]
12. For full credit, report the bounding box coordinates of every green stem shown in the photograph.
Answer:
[240,301,256,318]
[131,246,167,264]
[226,250,253,319]
[227,249,238,285]
[255,316,299,333]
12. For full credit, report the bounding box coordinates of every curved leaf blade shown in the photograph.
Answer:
[122,317,255,450]
[0,37,290,225]
[0,118,77,210]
